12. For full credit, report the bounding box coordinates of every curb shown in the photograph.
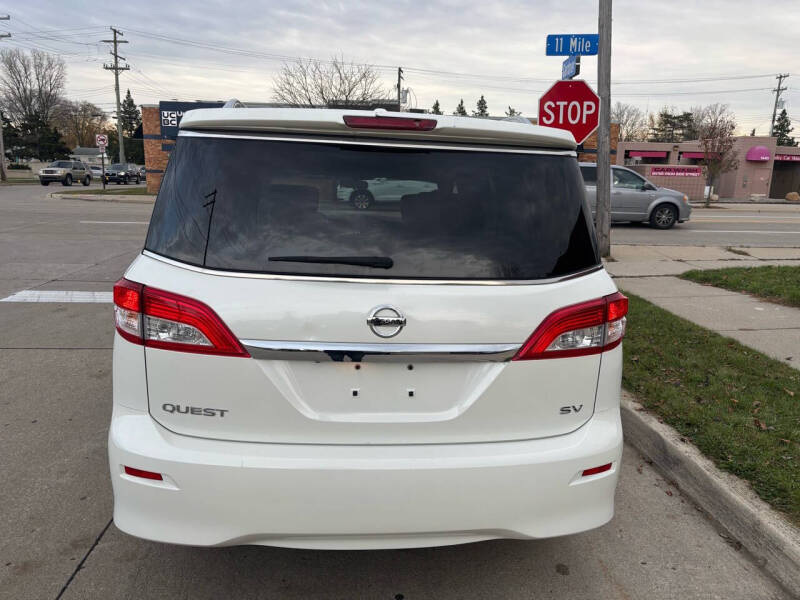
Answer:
[49,192,155,204]
[621,393,800,597]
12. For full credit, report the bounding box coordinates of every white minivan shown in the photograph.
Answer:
[109,108,626,550]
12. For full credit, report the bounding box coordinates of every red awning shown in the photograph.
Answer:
[681,151,721,160]
[745,145,770,161]
[628,150,667,158]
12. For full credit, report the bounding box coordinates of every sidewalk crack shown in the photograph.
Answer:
[54,518,112,600]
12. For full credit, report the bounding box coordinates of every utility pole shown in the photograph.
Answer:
[102,27,129,163]
[397,67,404,111]
[0,15,9,183]
[596,0,612,257]
[769,73,789,136]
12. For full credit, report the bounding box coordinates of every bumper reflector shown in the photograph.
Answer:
[582,463,612,477]
[124,466,163,481]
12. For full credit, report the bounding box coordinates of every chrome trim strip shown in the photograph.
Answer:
[241,340,521,362]
[141,250,604,287]
[177,130,578,157]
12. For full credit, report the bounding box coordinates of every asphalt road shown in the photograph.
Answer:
[0,184,790,599]
[612,205,800,247]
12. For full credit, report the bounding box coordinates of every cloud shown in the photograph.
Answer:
[3,0,797,133]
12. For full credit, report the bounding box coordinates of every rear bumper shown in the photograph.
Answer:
[109,405,623,549]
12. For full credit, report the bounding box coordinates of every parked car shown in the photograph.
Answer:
[137,166,147,181]
[104,163,141,184]
[580,163,692,229]
[110,108,626,550]
[89,165,104,178]
[38,160,91,186]
[337,178,437,209]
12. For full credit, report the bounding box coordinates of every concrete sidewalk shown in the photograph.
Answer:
[606,245,800,277]
[616,275,800,369]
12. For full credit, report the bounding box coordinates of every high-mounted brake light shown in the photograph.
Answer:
[343,115,437,131]
[512,292,628,360]
[113,278,250,357]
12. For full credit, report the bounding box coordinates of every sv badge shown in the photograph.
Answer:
[560,405,583,415]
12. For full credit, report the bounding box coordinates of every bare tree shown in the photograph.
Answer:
[696,103,739,206]
[611,101,648,141]
[0,48,66,125]
[272,57,388,107]
[54,100,106,148]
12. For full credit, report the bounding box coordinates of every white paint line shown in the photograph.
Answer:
[692,215,800,220]
[687,230,800,234]
[0,290,112,303]
[80,221,148,224]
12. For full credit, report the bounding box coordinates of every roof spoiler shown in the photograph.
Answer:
[222,98,245,108]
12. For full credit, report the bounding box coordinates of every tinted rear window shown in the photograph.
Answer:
[580,166,597,184]
[145,136,598,280]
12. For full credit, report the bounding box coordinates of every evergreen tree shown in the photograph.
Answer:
[2,112,23,161]
[120,89,142,138]
[431,100,442,115]
[473,95,488,117]
[505,106,520,117]
[648,109,696,142]
[453,99,467,116]
[774,109,797,147]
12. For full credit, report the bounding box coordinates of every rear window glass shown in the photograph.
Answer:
[580,166,597,184]
[145,136,599,280]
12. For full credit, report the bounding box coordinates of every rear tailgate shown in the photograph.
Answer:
[128,254,614,444]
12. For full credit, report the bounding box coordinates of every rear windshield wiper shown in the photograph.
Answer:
[269,255,394,269]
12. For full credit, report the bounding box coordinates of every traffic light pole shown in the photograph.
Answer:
[596,0,612,258]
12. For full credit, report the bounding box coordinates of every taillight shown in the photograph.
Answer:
[112,278,249,357]
[513,292,628,360]
[343,115,437,131]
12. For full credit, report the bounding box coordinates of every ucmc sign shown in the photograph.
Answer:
[158,101,225,139]
[538,80,600,145]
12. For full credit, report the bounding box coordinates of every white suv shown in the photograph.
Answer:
[110,108,626,550]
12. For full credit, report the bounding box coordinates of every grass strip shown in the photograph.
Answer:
[682,265,800,308]
[620,292,800,524]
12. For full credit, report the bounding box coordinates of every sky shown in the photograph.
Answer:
[1,0,798,135]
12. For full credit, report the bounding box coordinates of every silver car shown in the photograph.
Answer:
[38,160,92,187]
[580,163,692,229]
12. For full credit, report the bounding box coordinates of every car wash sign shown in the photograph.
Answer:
[159,101,225,139]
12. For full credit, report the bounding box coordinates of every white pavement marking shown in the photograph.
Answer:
[0,290,112,303]
[692,215,800,220]
[687,230,800,234]
[79,221,149,224]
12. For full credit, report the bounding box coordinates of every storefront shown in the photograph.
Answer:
[618,136,800,201]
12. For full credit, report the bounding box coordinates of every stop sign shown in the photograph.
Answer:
[538,80,599,144]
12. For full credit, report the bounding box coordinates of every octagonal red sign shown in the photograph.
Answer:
[538,80,600,144]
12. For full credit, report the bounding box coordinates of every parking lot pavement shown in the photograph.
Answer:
[0,185,789,599]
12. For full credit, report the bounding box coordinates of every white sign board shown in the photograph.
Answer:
[95,134,108,147]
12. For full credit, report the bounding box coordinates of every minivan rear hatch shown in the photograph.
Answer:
[131,125,613,445]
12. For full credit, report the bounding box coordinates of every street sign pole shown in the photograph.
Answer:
[95,134,108,190]
[99,145,106,190]
[596,0,612,257]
